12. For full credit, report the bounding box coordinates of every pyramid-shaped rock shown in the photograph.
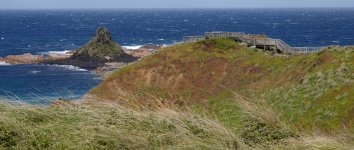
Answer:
[45,27,137,68]
[72,27,126,61]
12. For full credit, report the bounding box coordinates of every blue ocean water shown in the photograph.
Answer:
[0,8,354,103]
[0,64,100,104]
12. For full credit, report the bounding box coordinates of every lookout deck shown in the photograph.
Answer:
[184,31,321,54]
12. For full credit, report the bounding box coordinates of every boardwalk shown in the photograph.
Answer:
[184,31,321,54]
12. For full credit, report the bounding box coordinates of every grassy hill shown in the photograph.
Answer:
[90,38,353,148]
[1,38,353,149]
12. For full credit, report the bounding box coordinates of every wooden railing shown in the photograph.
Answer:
[183,36,205,42]
[184,32,323,54]
[293,47,322,53]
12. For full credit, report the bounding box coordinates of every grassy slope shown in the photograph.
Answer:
[90,38,354,147]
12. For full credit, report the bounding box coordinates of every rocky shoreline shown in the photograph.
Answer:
[0,53,45,64]
[0,46,158,77]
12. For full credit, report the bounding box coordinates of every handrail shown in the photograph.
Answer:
[185,32,323,54]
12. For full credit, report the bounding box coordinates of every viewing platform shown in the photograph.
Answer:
[183,31,322,54]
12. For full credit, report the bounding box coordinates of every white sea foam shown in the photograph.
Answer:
[30,70,41,74]
[0,37,4,40]
[40,50,72,56]
[52,64,87,72]
[0,61,10,66]
[48,50,72,55]
[123,45,143,50]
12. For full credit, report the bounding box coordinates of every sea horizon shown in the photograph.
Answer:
[1,7,354,10]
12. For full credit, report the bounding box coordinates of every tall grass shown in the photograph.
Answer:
[1,97,353,149]
[230,91,353,149]
[0,101,238,149]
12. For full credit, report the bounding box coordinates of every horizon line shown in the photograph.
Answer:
[1,7,354,10]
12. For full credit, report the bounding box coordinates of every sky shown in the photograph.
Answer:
[1,0,354,9]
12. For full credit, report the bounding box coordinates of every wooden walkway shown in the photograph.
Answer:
[183,32,321,54]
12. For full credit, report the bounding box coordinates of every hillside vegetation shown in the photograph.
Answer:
[1,38,353,149]
[90,38,354,148]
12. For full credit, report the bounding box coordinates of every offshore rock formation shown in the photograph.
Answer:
[72,27,126,62]
[46,27,137,68]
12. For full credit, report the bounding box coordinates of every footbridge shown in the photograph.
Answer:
[183,32,322,54]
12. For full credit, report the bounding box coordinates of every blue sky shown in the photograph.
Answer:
[1,0,354,9]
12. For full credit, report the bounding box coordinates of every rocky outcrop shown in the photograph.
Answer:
[46,27,138,68]
[124,48,152,58]
[96,62,128,79]
[0,53,45,64]
[72,27,127,61]
[123,44,163,58]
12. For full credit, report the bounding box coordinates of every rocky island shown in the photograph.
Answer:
[45,27,138,69]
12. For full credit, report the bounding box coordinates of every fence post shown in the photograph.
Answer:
[264,39,266,50]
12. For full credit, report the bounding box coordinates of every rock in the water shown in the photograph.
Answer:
[1,53,45,64]
[45,27,137,68]
[72,27,126,61]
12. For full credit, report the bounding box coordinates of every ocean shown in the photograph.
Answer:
[0,8,354,103]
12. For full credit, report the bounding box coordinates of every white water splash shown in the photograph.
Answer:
[0,61,10,66]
